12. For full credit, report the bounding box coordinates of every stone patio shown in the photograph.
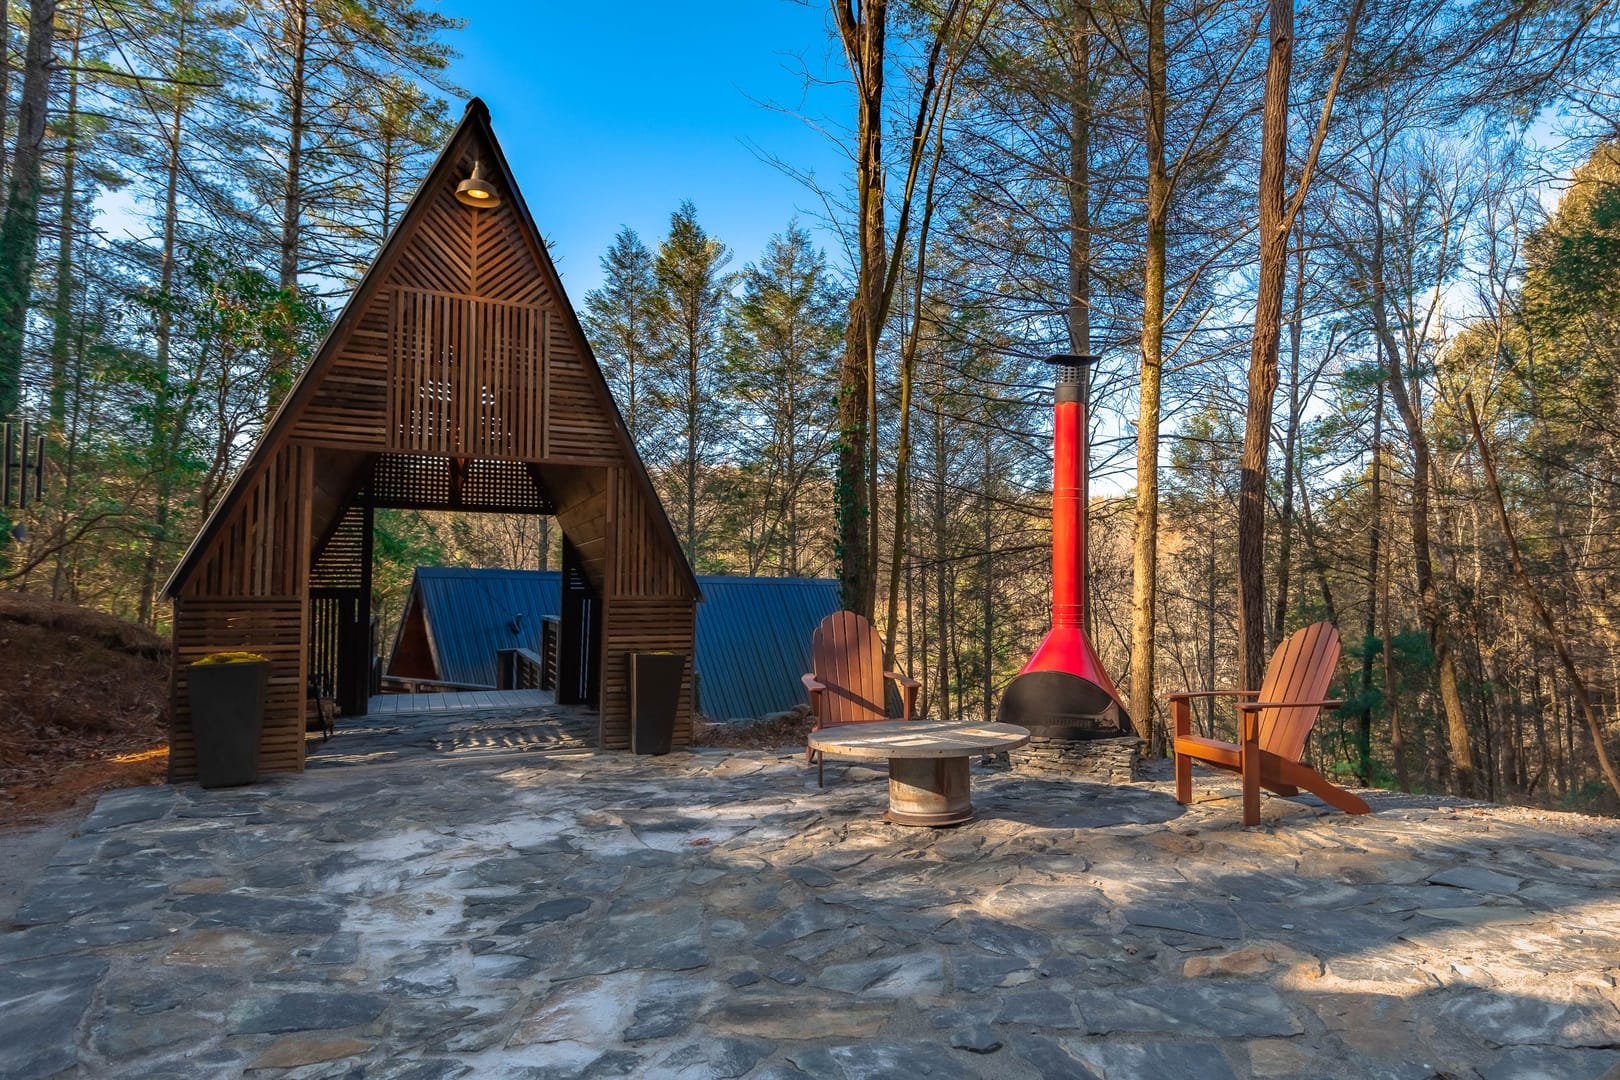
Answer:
[4,703,1620,1079]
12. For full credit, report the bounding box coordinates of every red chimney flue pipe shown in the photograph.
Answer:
[996,355,1133,739]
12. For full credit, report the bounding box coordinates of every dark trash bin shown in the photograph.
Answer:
[186,656,268,788]
[630,651,685,755]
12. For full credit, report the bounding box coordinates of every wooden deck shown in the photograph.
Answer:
[365,688,555,716]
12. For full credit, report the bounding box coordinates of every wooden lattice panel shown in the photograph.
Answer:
[599,598,696,750]
[388,288,545,460]
[367,454,555,513]
[169,596,307,781]
[179,444,312,599]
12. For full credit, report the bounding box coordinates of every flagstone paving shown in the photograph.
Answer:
[5,704,1620,1079]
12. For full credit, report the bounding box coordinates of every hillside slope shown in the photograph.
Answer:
[0,592,170,822]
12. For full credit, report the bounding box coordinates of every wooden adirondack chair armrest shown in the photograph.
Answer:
[1235,698,1345,711]
[884,671,920,720]
[1163,689,1260,702]
[802,674,825,695]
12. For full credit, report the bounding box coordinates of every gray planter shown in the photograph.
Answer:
[186,660,268,788]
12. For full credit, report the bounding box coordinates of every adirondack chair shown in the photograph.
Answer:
[1168,621,1371,827]
[803,610,920,786]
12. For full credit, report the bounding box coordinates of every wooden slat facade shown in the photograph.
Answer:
[164,102,699,781]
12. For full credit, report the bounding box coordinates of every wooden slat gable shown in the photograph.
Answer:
[164,99,699,782]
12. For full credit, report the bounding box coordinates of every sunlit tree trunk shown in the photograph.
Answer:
[0,0,57,417]
[1131,0,1167,748]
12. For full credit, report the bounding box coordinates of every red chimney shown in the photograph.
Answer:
[996,355,1133,739]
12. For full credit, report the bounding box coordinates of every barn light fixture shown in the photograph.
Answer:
[455,159,501,208]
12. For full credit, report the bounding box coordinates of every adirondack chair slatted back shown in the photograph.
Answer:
[1256,622,1341,762]
[810,611,888,725]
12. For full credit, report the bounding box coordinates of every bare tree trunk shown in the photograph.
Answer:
[279,0,307,293]
[933,348,950,721]
[47,10,78,434]
[1131,0,1167,748]
[1271,229,1305,650]
[1384,518,1407,791]
[832,0,887,618]
[1357,384,1384,784]
[885,85,954,672]
[0,0,11,185]
[1236,0,1296,692]
[830,0,974,618]
[1467,397,1620,799]
[1375,267,1474,795]
[981,426,994,722]
[138,7,190,627]
[1236,0,1358,689]
[0,0,56,417]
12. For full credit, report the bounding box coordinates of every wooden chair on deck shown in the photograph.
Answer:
[1168,621,1370,826]
[803,611,920,786]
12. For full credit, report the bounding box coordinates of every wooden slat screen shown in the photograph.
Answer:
[180,444,312,600]
[291,292,392,449]
[614,466,686,599]
[599,598,696,750]
[170,596,307,780]
[389,288,545,460]
[543,316,620,462]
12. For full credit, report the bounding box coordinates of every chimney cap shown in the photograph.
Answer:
[1042,353,1099,387]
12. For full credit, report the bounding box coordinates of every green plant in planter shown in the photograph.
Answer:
[187,652,270,787]
[194,651,269,665]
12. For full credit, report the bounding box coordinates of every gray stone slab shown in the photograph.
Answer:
[753,904,850,947]
[1014,1035,1103,1079]
[0,918,165,961]
[653,1037,773,1078]
[12,875,169,925]
[1069,1039,1238,1080]
[1123,901,1242,940]
[1430,865,1524,895]
[229,990,389,1034]
[168,890,342,935]
[996,989,1080,1029]
[821,1040,986,1079]
[1482,1046,1620,1080]
[1437,988,1620,1048]
[950,953,1027,993]
[565,908,708,975]
[496,895,593,934]
[0,956,106,1080]
[950,1024,1003,1054]
[812,952,945,997]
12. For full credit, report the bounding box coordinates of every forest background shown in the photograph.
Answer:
[1,0,1619,813]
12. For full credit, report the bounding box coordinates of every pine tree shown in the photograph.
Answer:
[583,227,662,451]
[653,201,733,569]
[722,222,843,576]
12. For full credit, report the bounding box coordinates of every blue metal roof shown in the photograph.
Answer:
[409,567,561,690]
[394,567,840,721]
[692,575,841,721]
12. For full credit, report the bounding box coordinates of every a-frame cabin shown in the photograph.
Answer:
[162,100,700,780]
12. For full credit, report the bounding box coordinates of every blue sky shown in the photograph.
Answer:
[439,0,853,297]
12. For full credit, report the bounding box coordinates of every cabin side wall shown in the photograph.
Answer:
[169,443,313,781]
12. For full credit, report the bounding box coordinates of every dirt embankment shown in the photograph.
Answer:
[0,591,170,824]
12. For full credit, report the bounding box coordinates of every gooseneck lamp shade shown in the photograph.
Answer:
[455,160,501,208]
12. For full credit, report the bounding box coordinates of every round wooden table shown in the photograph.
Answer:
[807,720,1031,826]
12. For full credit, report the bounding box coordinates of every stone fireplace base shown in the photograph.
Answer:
[1008,735,1148,784]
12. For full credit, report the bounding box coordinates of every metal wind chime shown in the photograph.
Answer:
[2,419,46,541]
